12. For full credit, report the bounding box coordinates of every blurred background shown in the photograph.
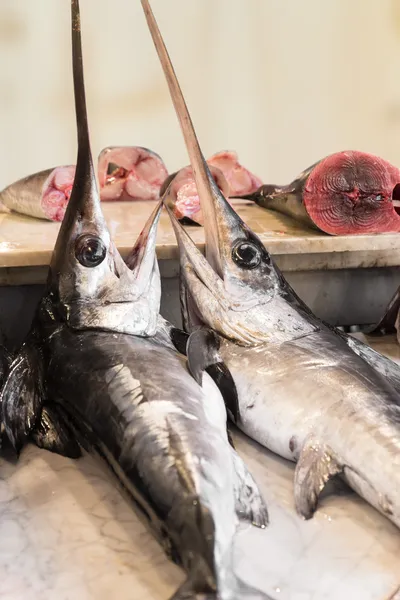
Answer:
[1,0,400,189]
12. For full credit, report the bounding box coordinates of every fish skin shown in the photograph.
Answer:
[175,205,400,528]
[37,316,251,594]
[0,145,167,222]
[30,404,82,459]
[0,166,74,221]
[1,1,269,598]
[239,152,400,235]
[142,0,400,529]
[238,162,318,229]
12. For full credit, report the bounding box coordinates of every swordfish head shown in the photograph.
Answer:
[141,0,317,346]
[46,0,161,337]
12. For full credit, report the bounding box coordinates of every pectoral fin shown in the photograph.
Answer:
[1,340,45,454]
[230,448,268,528]
[335,327,400,395]
[169,327,189,356]
[187,328,239,422]
[170,575,216,600]
[368,285,400,336]
[294,437,343,519]
[31,405,82,459]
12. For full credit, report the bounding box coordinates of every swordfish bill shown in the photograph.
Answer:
[141,0,400,530]
[1,2,270,599]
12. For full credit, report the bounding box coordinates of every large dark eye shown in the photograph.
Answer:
[232,240,261,269]
[75,235,107,268]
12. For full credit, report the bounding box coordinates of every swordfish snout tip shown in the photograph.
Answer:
[125,198,163,272]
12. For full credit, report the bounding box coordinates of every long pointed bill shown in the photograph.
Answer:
[50,0,106,283]
[125,198,163,293]
[44,0,161,337]
[140,0,247,281]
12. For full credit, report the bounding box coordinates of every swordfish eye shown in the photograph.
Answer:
[231,240,261,270]
[75,234,107,268]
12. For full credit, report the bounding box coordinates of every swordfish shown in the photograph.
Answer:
[0,2,269,599]
[140,0,400,529]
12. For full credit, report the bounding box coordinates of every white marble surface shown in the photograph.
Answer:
[2,201,400,279]
[1,336,400,600]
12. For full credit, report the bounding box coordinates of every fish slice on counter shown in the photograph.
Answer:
[142,0,400,530]
[0,166,75,221]
[98,145,168,202]
[160,150,262,225]
[0,145,168,222]
[0,2,270,598]
[161,162,230,225]
[238,151,400,235]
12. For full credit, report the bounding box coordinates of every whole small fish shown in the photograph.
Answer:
[142,0,400,529]
[1,3,269,599]
[161,151,262,226]
[0,146,168,222]
[238,151,400,235]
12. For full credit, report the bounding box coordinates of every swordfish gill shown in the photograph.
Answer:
[0,2,269,599]
[139,0,400,529]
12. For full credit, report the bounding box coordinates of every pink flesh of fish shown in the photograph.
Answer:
[0,165,75,222]
[169,150,262,224]
[44,166,75,221]
[208,150,263,197]
[98,146,168,202]
[0,147,168,222]
[170,164,230,224]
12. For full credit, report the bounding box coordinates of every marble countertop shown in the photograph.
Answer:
[1,335,400,600]
[1,201,400,282]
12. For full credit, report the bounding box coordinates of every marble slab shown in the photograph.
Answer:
[1,337,400,600]
[2,200,400,277]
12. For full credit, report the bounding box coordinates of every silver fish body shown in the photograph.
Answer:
[39,316,267,599]
[239,163,317,229]
[216,328,400,524]
[140,0,400,531]
[0,166,75,221]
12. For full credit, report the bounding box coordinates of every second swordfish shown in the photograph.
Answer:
[140,0,400,530]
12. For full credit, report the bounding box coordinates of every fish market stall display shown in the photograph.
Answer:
[0,146,168,222]
[98,146,168,202]
[0,1,400,600]
[0,148,261,225]
[0,166,76,221]
[237,151,400,236]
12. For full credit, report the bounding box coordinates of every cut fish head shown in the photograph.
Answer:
[46,0,161,336]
